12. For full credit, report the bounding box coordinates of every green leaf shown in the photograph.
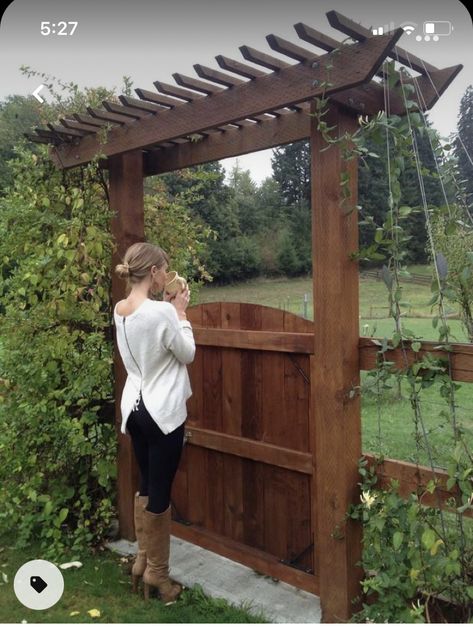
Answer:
[58,508,68,523]
[43,500,53,516]
[399,205,412,217]
[430,539,443,556]
[393,531,403,550]
[421,528,436,549]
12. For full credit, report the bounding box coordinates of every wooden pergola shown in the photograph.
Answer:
[27,11,462,622]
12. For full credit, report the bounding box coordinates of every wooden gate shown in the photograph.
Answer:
[170,301,318,594]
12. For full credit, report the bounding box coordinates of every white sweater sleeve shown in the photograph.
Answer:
[161,304,196,365]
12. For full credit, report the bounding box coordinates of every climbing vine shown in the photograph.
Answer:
[311,53,473,621]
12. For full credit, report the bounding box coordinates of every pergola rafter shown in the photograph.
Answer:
[24,11,462,623]
[26,12,461,172]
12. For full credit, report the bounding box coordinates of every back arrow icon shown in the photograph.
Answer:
[32,84,45,103]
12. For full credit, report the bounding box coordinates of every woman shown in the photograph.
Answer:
[114,241,195,604]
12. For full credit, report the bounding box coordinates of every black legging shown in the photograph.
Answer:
[126,395,185,514]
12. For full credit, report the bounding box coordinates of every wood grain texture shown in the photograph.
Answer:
[52,32,402,167]
[310,103,363,621]
[109,151,144,542]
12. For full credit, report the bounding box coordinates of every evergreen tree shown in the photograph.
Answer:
[271,140,310,208]
[226,162,261,235]
[254,177,285,230]
[271,141,312,275]
[455,85,473,207]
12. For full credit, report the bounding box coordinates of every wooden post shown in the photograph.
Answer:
[310,101,363,621]
[109,150,145,541]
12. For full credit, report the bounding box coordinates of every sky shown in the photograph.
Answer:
[1,0,472,183]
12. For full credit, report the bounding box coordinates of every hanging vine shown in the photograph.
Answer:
[311,48,473,622]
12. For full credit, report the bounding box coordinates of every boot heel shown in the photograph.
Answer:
[132,574,140,593]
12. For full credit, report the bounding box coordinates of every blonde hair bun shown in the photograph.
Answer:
[115,262,130,278]
[115,242,169,286]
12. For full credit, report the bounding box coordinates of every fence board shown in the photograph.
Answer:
[261,308,287,448]
[240,303,266,551]
[221,302,245,542]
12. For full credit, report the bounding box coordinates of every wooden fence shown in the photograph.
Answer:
[169,302,471,596]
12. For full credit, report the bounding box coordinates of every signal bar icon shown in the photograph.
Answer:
[372,21,418,36]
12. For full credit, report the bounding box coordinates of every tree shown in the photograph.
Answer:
[271,141,310,208]
[0,95,44,192]
[226,162,261,235]
[454,85,473,207]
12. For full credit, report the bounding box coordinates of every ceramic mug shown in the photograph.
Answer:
[165,271,188,295]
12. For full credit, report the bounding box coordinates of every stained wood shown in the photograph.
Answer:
[60,118,98,134]
[309,356,319,579]
[294,22,387,81]
[183,305,206,528]
[153,80,203,102]
[109,151,144,542]
[202,303,224,533]
[193,327,314,353]
[364,454,473,519]
[359,337,473,383]
[73,112,110,127]
[263,464,289,560]
[286,471,313,573]
[294,22,341,53]
[135,88,180,108]
[326,9,437,74]
[266,34,315,63]
[103,101,149,119]
[185,426,312,474]
[240,304,265,551]
[52,32,404,167]
[260,308,287,448]
[215,54,267,79]
[87,107,129,124]
[194,64,245,88]
[240,44,291,71]
[311,102,363,621]
[118,95,164,113]
[47,123,85,138]
[171,520,319,594]
[173,73,224,95]
[220,303,244,543]
[28,130,61,144]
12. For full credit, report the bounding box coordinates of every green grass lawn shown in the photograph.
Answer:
[0,531,269,623]
[196,267,470,343]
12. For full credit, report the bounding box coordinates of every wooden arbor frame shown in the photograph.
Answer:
[28,11,462,622]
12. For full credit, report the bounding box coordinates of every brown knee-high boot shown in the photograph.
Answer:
[142,505,183,604]
[131,492,149,593]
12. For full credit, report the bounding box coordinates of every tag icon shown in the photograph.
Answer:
[30,575,48,593]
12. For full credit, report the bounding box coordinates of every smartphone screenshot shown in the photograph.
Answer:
[1,0,472,624]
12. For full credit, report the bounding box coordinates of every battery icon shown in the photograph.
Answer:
[423,21,453,36]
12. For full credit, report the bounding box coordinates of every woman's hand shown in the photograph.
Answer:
[163,291,176,304]
[168,287,191,320]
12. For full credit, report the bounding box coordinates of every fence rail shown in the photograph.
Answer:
[360,269,431,285]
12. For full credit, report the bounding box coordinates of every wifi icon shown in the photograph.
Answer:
[400,22,417,35]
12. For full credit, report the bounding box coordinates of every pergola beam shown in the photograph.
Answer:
[326,9,438,74]
[143,108,311,176]
[51,30,403,168]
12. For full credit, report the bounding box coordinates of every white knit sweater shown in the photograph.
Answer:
[113,298,195,435]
